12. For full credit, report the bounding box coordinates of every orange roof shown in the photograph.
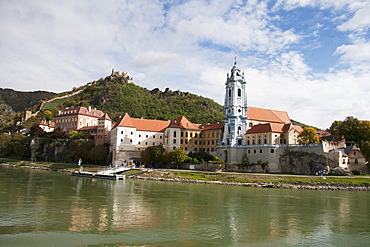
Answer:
[99,113,112,121]
[201,122,223,130]
[169,116,202,130]
[247,107,291,124]
[246,123,303,135]
[114,113,170,132]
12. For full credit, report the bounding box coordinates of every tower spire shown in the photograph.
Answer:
[234,55,237,65]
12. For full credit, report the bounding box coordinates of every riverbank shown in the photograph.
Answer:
[1,161,369,191]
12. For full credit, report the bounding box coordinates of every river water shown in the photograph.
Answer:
[0,166,369,247]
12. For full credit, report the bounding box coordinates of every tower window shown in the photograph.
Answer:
[238,88,241,97]
[229,89,231,97]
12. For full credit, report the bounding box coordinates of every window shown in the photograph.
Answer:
[260,149,262,153]
[271,149,274,153]
[173,131,177,138]
[254,150,256,154]
[238,88,241,97]
[229,89,231,97]
[173,139,176,143]
[249,123,253,127]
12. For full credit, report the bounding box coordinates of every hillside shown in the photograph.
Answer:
[47,72,225,124]
[0,88,56,112]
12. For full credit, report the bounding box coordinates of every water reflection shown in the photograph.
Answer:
[1,166,370,246]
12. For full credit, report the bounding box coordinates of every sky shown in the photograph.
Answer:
[1,0,370,129]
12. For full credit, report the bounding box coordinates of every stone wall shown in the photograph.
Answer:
[279,150,333,175]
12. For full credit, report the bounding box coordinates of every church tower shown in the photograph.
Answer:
[220,59,248,147]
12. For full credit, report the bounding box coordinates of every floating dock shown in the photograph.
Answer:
[72,166,132,180]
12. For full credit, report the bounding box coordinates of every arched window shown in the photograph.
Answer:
[238,88,241,97]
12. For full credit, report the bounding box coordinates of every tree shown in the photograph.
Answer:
[29,125,45,138]
[141,145,165,164]
[172,148,187,163]
[341,116,361,143]
[50,127,67,139]
[298,127,320,144]
[0,133,12,157]
[360,140,370,162]
[329,117,370,145]
[88,144,109,164]
[162,150,173,164]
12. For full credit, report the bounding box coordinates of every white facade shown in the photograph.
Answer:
[220,61,248,147]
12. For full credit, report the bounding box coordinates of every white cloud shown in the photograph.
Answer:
[338,2,370,31]
[335,40,370,65]
[1,0,370,129]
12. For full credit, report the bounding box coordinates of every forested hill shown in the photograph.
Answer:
[0,88,56,112]
[41,73,224,125]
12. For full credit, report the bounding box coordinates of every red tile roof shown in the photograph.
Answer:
[38,120,55,128]
[247,107,291,124]
[246,123,303,135]
[169,116,202,130]
[201,122,223,130]
[114,113,170,132]
[99,113,112,121]
[57,106,105,118]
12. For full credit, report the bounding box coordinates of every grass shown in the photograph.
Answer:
[142,170,370,185]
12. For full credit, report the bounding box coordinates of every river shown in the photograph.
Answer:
[0,166,369,246]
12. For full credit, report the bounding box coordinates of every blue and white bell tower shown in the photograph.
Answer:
[220,58,248,147]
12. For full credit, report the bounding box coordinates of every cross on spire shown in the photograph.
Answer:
[234,55,237,65]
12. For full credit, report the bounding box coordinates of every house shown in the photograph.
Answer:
[37,120,55,132]
[245,123,303,146]
[55,106,106,133]
[55,106,112,146]
[110,113,170,166]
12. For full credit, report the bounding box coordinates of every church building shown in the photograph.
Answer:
[216,60,303,166]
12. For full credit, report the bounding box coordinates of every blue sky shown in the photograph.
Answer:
[1,0,370,129]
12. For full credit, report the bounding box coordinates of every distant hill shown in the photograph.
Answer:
[0,88,56,112]
[42,71,225,124]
